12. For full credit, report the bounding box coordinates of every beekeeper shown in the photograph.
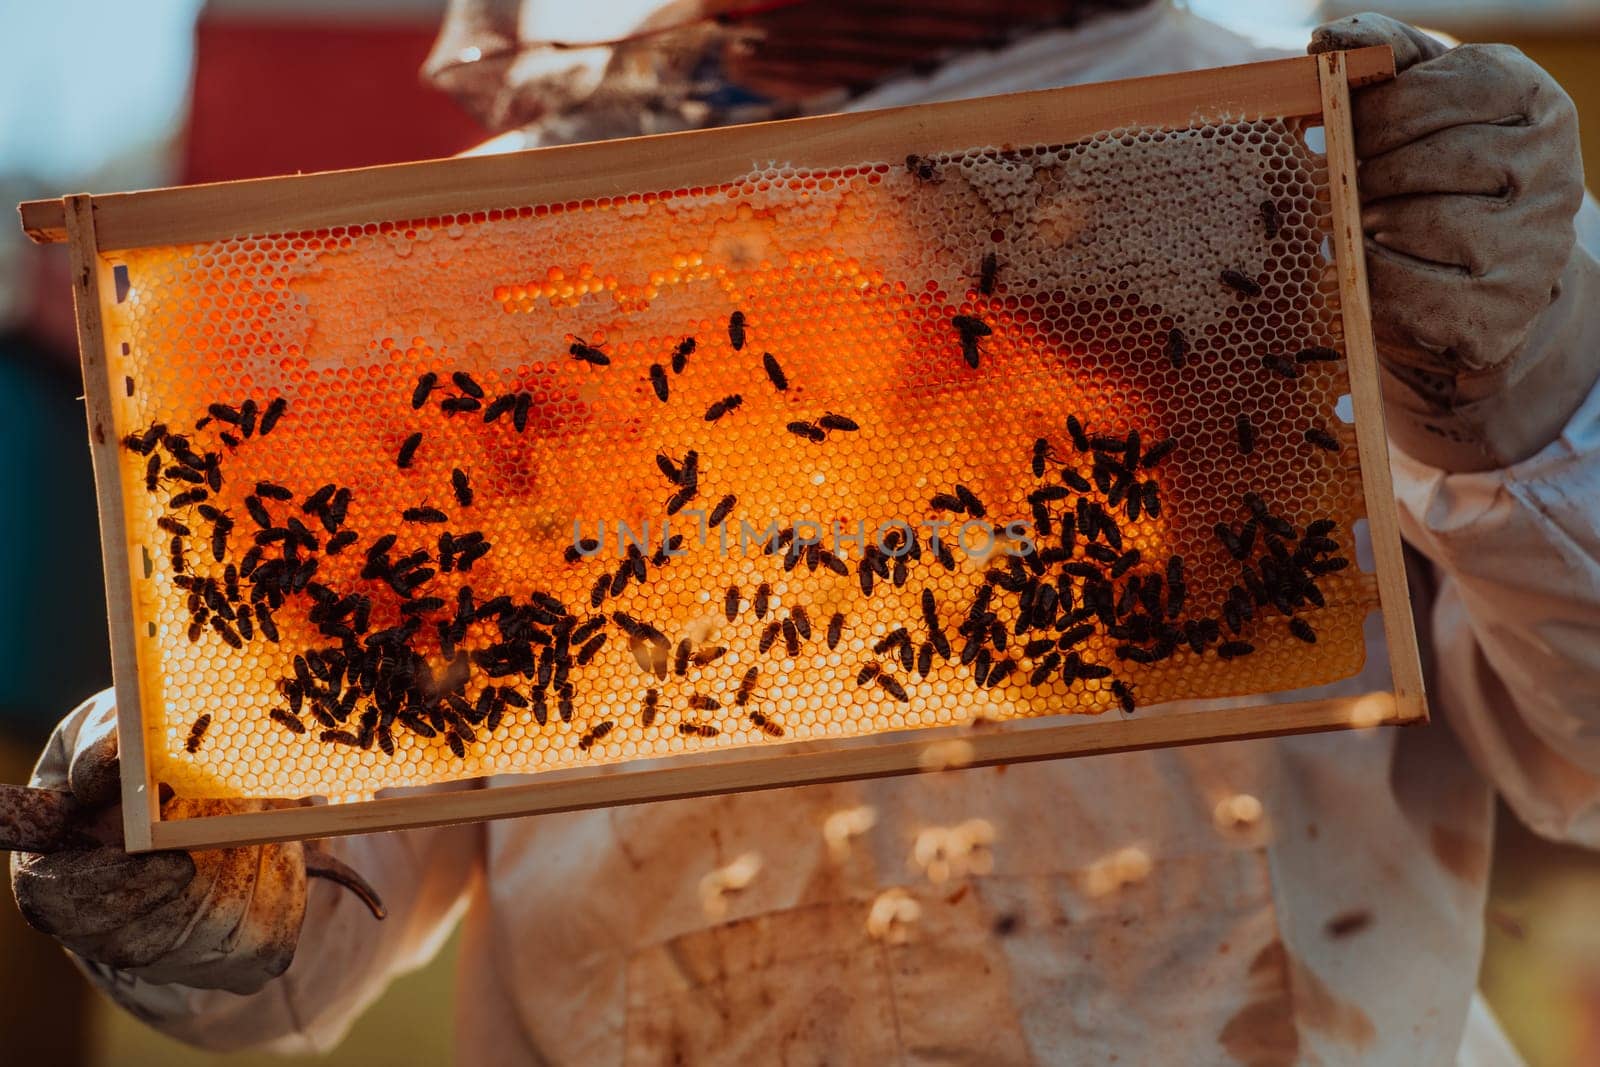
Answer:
[13,4,1600,1063]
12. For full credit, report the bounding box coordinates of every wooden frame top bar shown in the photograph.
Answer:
[18,47,1392,252]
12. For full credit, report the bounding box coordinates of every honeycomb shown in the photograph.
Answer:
[102,117,1376,803]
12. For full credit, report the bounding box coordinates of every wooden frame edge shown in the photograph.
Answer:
[148,691,1407,850]
[63,195,157,852]
[19,47,1394,251]
[1317,51,1427,725]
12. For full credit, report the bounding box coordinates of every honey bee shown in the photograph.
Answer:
[397,432,423,469]
[1140,482,1161,519]
[412,372,439,409]
[762,352,788,392]
[403,507,448,524]
[666,486,697,516]
[451,467,473,506]
[1220,269,1262,297]
[827,612,845,650]
[569,338,610,365]
[747,710,784,737]
[1030,437,1056,477]
[1305,426,1341,452]
[954,484,985,518]
[649,363,669,402]
[319,728,363,747]
[977,251,1000,296]
[576,633,606,665]
[169,488,208,509]
[708,494,736,528]
[259,396,288,436]
[704,394,743,421]
[1289,618,1317,644]
[242,495,271,529]
[1213,522,1247,562]
[817,412,858,433]
[642,688,660,727]
[951,315,992,369]
[270,708,305,734]
[578,721,614,751]
[124,430,155,456]
[1165,328,1187,368]
[671,337,695,373]
[210,616,242,649]
[207,402,241,426]
[787,420,825,442]
[1111,680,1136,714]
[728,311,747,351]
[1066,414,1089,452]
[736,666,759,706]
[184,714,212,753]
[876,673,910,701]
[483,394,516,423]
[1260,199,1281,239]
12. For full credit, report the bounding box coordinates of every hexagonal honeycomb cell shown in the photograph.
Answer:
[103,117,1376,803]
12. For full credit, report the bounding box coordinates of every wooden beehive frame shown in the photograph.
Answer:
[20,47,1421,852]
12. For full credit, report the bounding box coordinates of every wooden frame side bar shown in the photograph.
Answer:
[19,47,1394,252]
[62,196,157,851]
[148,690,1405,850]
[1317,52,1427,724]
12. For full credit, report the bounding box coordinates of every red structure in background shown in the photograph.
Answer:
[183,11,486,184]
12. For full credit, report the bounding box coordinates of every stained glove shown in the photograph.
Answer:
[9,691,308,995]
[1309,13,1600,472]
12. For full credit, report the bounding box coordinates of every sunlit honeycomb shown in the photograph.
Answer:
[103,117,1375,802]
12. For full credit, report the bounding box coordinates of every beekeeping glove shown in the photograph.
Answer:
[9,691,307,995]
[1309,13,1600,472]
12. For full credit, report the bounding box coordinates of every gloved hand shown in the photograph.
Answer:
[9,691,308,995]
[1309,13,1600,471]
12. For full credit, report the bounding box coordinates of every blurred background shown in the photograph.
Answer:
[0,1,1597,1063]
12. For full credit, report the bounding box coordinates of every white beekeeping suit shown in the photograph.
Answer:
[14,4,1598,1064]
